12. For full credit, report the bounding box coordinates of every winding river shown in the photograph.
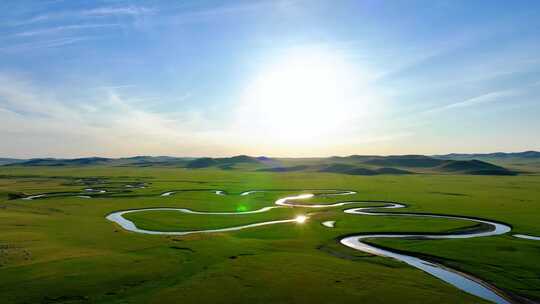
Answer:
[104,189,528,303]
[22,186,536,303]
[271,191,514,303]
[513,234,540,241]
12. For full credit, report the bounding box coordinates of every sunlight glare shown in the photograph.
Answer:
[238,48,364,145]
[295,215,308,224]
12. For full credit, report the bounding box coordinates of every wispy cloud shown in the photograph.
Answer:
[0,73,211,157]
[7,5,156,27]
[91,84,136,91]
[167,0,296,24]
[0,4,154,52]
[421,89,519,115]
[0,36,94,52]
[13,23,120,37]
[81,6,156,17]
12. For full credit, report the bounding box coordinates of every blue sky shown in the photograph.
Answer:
[1,0,539,157]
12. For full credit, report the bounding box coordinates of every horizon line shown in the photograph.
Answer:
[2,150,539,160]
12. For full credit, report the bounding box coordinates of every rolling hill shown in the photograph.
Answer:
[435,151,540,159]
[434,151,540,173]
[1,153,526,175]
[0,158,23,165]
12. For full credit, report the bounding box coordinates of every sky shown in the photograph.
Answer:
[1,0,539,158]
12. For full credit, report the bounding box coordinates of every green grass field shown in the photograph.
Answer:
[0,166,539,303]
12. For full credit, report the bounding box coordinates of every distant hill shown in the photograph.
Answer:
[319,163,412,175]
[334,155,513,175]
[0,158,24,165]
[118,156,190,167]
[376,167,414,174]
[2,153,527,176]
[361,155,446,168]
[435,151,540,159]
[6,156,191,167]
[433,151,540,173]
[256,163,413,175]
[184,157,218,168]
[325,155,515,175]
[184,155,261,169]
[10,157,112,166]
[437,160,515,175]
[3,155,260,168]
[257,165,309,172]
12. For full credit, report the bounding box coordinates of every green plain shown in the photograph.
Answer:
[0,166,539,303]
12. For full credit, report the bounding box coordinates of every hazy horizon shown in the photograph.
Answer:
[1,1,539,158]
[2,149,539,160]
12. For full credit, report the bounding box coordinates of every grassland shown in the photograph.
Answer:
[0,165,539,303]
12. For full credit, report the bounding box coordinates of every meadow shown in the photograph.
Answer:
[0,165,539,303]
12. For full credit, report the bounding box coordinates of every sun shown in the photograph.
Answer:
[237,48,359,144]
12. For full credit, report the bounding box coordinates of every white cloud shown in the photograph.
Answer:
[0,73,215,158]
[81,6,156,17]
[424,89,518,114]
[0,68,400,158]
